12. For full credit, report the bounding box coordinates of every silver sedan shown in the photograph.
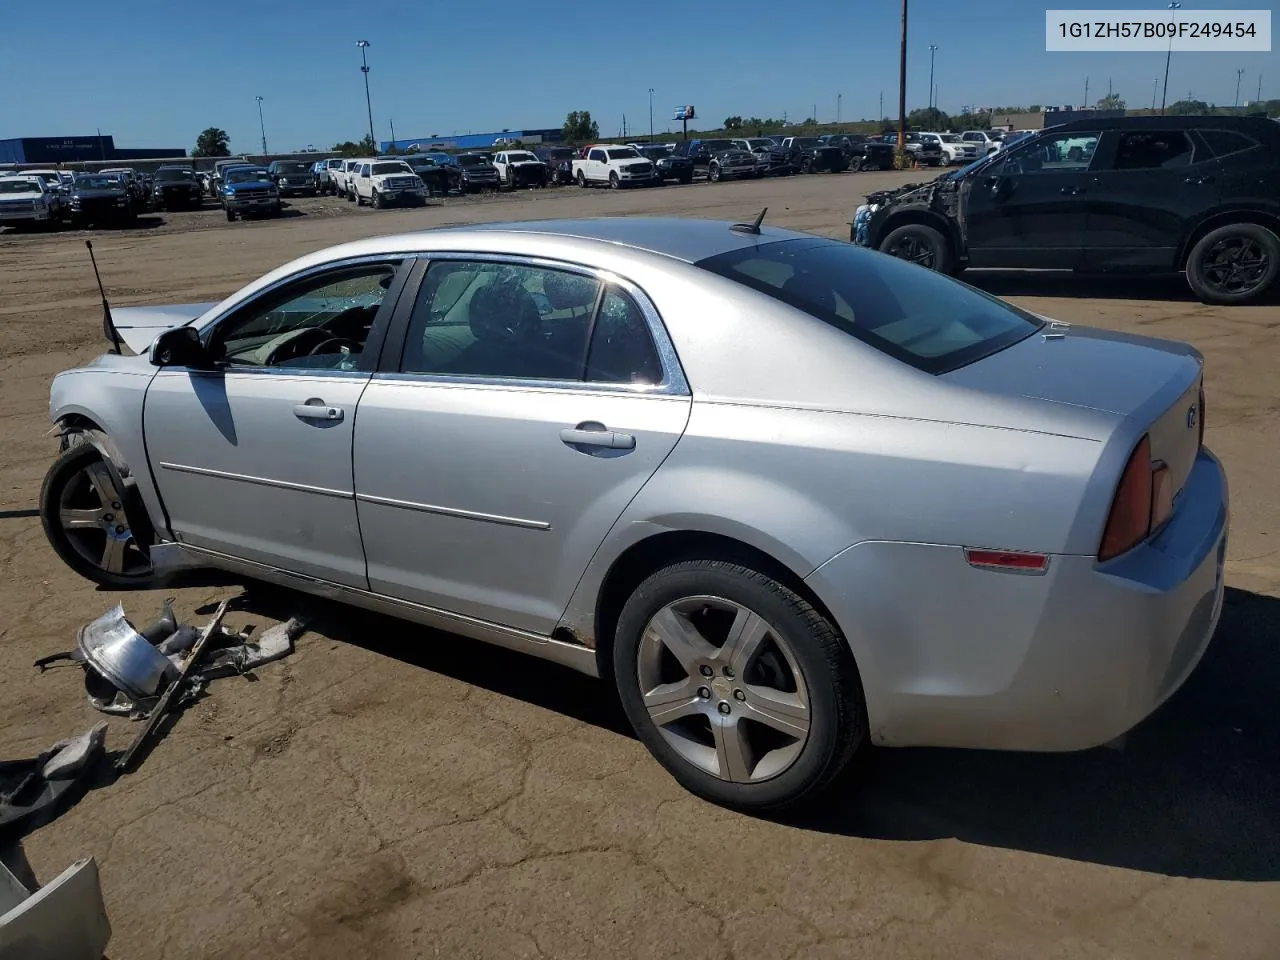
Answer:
[41,217,1228,809]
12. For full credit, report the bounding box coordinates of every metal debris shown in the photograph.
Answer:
[0,724,108,836]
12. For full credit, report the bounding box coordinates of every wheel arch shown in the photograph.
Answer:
[1176,208,1280,270]
[49,414,157,550]
[585,529,844,682]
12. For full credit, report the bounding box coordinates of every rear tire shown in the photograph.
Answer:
[878,222,954,274]
[576,170,587,188]
[1185,222,1280,305]
[612,559,866,810]
[225,209,235,222]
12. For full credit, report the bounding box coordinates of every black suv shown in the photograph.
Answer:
[853,116,1280,305]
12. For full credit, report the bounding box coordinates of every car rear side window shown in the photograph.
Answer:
[697,238,1043,375]
[586,289,663,385]
[1199,129,1258,158]
[1111,131,1195,170]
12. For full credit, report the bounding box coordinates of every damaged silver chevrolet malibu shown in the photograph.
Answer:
[41,217,1228,809]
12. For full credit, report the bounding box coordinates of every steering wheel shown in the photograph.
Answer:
[262,327,345,366]
[307,336,361,357]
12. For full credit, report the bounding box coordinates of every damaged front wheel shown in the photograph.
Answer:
[40,443,156,589]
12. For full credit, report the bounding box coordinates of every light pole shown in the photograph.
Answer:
[897,0,908,156]
[837,92,842,124]
[1235,68,1245,107]
[1160,1,1181,115]
[648,88,654,142]
[255,96,267,156]
[928,44,938,112]
[356,40,375,149]
[1152,77,1159,110]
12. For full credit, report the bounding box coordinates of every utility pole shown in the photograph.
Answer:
[837,93,842,124]
[1258,74,1263,102]
[648,88,654,142]
[1083,76,1089,108]
[356,40,375,149]
[1160,1,1181,114]
[1152,77,1159,110]
[812,103,817,125]
[389,118,396,149]
[928,44,938,111]
[897,0,908,154]
[879,90,884,121]
[255,96,267,155]
[1235,68,1245,107]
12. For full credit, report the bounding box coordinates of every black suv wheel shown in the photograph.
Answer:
[1185,223,1280,305]
[878,223,955,274]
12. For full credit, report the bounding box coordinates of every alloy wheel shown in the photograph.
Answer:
[636,595,810,783]
[1201,236,1270,297]
[887,234,936,268]
[57,460,151,577]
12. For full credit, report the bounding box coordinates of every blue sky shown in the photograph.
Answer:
[0,0,1271,151]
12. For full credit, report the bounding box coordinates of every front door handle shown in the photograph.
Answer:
[1184,175,1216,185]
[560,422,636,450]
[293,401,344,422]
[1059,186,1083,195]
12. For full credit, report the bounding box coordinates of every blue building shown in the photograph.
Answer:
[0,135,184,165]
[380,128,565,152]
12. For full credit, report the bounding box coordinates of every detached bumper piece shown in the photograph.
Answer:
[0,855,111,960]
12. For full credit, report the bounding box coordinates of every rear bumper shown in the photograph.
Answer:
[806,449,1229,752]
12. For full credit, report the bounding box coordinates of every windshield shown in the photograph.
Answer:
[697,238,1042,375]
[226,168,268,183]
[155,168,195,181]
[457,155,487,166]
[939,134,963,143]
[946,150,1003,180]
[31,172,60,184]
[507,152,538,162]
[642,146,671,158]
[546,148,574,159]
[74,176,120,190]
[606,148,641,160]
[792,138,820,148]
[276,162,312,174]
[0,179,40,194]
[372,162,412,175]
[746,139,774,149]
[701,140,735,151]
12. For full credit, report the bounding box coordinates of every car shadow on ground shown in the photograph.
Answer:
[194,581,1279,882]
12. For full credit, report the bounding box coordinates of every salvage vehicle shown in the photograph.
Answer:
[676,139,756,180]
[40,216,1228,810]
[961,130,1006,154]
[23,169,72,219]
[919,132,979,165]
[492,150,549,189]
[267,159,318,197]
[535,146,579,185]
[219,166,281,221]
[151,166,203,211]
[639,144,695,184]
[0,176,54,229]
[572,145,656,188]
[454,152,501,193]
[67,174,135,227]
[350,159,427,208]
[399,154,453,196]
[732,138,794,176]
[99,167,148,207]
[853,116,1280,305]
[881,133,944,166]
[780,137,848,174]
[315,158,344,195]
[820,134,895,171]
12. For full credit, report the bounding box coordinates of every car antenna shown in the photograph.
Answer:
[86,240,122,354]
[731,207,767,235]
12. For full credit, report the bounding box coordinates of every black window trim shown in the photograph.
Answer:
[1195,127,1261,159]
[695,238,1045,376]
[374,252,691,397]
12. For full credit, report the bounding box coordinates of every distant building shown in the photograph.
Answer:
[0,135,184,166]
[381,128,565,152]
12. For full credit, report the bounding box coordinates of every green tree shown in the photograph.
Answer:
[562,111,600,143]
[1167,99,1212,115]
[1096,93,1126,110]
[331,135,376,157]
[907,106,950,129]
[723,116,744,130]
[193,127,230,157]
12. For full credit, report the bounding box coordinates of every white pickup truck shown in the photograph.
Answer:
[333,158,365,199]
[492,150,549,189]
[0,175,53,229]
[350,159,427,208]
[571,145,656,188]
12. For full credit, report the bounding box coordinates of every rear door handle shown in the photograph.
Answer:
[560,423,636,450]
[1184,175,1216,185]
[293,401,343,422]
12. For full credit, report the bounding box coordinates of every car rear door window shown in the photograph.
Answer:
[1111,131,1195,170]
[585,289,663,385]
[1198,129,1258,158]
[400,261,601,381]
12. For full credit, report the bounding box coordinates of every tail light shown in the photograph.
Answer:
[1098,435,1153,561]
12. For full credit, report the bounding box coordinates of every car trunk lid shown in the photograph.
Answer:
[945,324,1205,494]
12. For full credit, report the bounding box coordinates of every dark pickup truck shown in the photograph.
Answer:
[820,134,895,171]
[150,166,203,210]
[536,146,579,185]
[267,159,318,197]
[780,136,848,173]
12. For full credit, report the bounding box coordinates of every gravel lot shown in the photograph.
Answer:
[1,171,1278,960]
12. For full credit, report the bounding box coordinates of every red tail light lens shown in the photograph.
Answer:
[1099,435,1153,561]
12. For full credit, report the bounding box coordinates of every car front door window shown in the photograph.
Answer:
[999,132,1099,174]
[209,263,400,371]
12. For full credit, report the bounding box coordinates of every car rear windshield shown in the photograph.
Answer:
[0,180,39,194]
[277,162,312,174]
[155,168,194,180]
[696,238,1043,374]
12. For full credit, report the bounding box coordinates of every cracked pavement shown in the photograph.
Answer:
[1,174,1278,959]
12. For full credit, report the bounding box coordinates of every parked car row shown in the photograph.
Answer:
[0,165,199,229]
[852,115,1280,304]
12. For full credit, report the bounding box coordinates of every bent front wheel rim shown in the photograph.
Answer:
[637,596,811,784]
[57,461,151,577]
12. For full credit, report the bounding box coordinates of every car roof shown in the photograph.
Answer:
[1045,114,1280,138]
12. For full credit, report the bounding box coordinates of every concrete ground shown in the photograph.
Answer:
[1,172,1277,960]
